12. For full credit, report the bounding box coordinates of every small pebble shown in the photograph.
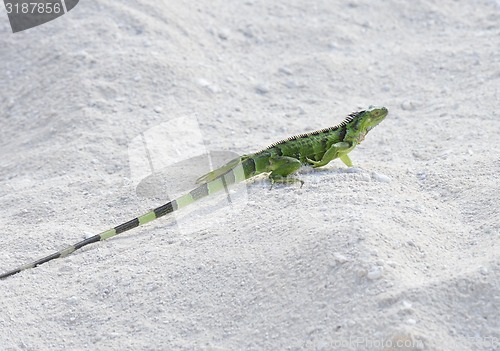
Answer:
[255,83,269,94]
[371,171,391,183]
[285,80,301,89]
[479,266,488,275]
[197,78,210,87]
[333,253,348,263]
[402,300,413,309]
[278,67,292,75]
[218,28,230,40]
[387,261,397,268]
[66,296,79,305]
[367,266,384,280]
[401,100,417,111]
[416,171,427,180]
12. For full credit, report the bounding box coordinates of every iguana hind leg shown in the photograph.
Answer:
[268,156,303,186]
[306,141,351,168]
[196,156,248,184]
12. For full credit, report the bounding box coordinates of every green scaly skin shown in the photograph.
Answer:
[0,106,388,279]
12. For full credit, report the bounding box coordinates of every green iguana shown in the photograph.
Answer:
[0,106,388,279]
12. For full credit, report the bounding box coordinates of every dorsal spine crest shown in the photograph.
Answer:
[264,111,362,150]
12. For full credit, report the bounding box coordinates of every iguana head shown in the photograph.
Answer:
[349,106,388,143]
[362,106,388,130]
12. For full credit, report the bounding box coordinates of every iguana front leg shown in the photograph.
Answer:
[268,156,303,186]
[306,141,352,168]
[339,154,353,167]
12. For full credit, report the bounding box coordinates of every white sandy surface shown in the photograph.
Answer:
[0,1,499,350]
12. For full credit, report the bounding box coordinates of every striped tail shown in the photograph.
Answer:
[0,159,253,280]
[0,201,178,280]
